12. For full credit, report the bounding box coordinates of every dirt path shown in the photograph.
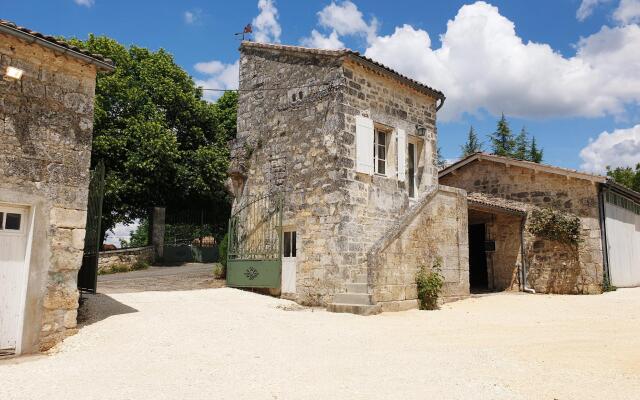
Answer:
[1,288,639,400]
[97,263,224,293]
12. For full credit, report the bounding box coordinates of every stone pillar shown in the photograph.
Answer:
[151,207,166,261]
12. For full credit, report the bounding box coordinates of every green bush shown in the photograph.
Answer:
[416,257,445,310]
[132,259,150,271]
[218,233,229,268]
[527,208,581,245]
[213,263,226,279]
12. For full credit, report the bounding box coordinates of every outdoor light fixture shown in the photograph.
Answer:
[415,124,427,137]
[4,66,24,80]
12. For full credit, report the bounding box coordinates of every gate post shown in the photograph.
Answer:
[151,207,166,262]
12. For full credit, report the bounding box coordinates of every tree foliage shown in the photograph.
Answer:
[487,115,543,163]
[607,164,640,192]
[66,35,236,242]
[460,126,483,157]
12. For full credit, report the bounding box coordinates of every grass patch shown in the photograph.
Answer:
[98,260,150,275]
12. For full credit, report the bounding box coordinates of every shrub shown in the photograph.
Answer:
[219,233,229,268]
[527,208,581,245]
[416,257,445,310]
[132,259,150,271]
[213,263,226,279]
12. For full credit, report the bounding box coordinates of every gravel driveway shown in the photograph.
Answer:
[1,288,639,400]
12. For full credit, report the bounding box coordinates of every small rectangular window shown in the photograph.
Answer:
[0,212,3,229]
[374,129,387,175]
[283,231,297,258]
[5,213,21,230]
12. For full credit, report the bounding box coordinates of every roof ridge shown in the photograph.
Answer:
[240,41,445,100]
[0,19,115,71]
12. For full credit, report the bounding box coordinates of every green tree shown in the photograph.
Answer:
[460,126,483,157]
[513,127,529,160]
[607,164,640,192]
[67,35,235,243]
[528,136,544,163]
[490,113,515,157]
[435,146,447,169]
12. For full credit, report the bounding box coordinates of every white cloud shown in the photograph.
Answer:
[613,0,640,24]
[580,124,640,172]
[184,11,195,24]
[74,0,94,7]
[576,0,611,21]
[362,1,640,121]
[317,0,378,42]
[184,9,203,25]
[194,60,239,102]
[252,0,281,43]
[300,30,345,50]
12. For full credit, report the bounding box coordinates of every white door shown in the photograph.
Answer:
[605,201,640,287]
[0,205,29,351]
[282,230,297,294]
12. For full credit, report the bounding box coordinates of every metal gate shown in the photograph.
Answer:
[227,193,283,288]
[77,161,105,293]
[163,208,220,264]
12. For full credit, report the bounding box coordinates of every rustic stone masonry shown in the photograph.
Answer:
[230,42,468,310]
[97,246,154,274]
[0,28,111,352]
[441,155,605,294]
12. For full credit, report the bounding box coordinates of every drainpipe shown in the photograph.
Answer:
[597,185,611,287]
[520,214,536,294]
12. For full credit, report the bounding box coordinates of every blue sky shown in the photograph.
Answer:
[4,0,640,173]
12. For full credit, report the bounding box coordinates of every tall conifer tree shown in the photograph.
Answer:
[490,113,515,156]
[461,126,483,157]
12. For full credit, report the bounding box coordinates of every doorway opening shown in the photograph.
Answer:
[468,223,488,291]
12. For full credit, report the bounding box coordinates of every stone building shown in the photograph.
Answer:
[0,20,113,355]
[227,42,469,314]
[440,153,640,294]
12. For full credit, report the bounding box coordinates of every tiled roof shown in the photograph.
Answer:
[240,41,445,102]
[467,192,528,214]
[439,152,607,183]
[0,19,115,71]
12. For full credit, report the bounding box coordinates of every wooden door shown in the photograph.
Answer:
[0,205,29,351]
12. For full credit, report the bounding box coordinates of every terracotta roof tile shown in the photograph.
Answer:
[0,19,114,71]
[467,192,528,214]
[240,41,445,101]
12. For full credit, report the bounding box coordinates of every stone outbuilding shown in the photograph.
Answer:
[227,42,469,314]
[0,20,114,355]
[440,152,640,294]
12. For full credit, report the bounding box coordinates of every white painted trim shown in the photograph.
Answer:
[15,205,34,356]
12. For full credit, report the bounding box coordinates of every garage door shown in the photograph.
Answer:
[605,193,640,287]
[0,205,29,352]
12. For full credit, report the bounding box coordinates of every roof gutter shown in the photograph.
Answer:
[0,24,115,72]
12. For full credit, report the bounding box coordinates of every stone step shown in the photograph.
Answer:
[353,274,367,284]
[332,293,374,305]
[326,303,382,316]
[346,283,368,294]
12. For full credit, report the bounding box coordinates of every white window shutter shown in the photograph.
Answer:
[355,116,374,174]
[397,128,406,182]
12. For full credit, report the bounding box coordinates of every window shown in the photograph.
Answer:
[283,231,296,258]
[5,213,21,230]
[374,129,387,175]
[408,142,416,198]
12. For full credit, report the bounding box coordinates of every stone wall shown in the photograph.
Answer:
[231,44,467,307]
[484,212,523,291]
[367,186,469,311]
[0,32,99,351]
[441,160,604,294]
[98,246,154,273]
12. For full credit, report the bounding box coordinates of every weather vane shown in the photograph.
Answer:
[235,24,253,41]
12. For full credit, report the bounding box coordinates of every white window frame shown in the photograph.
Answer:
[0,205,27,236]
[374,128,388,176]
[407,139,418,199]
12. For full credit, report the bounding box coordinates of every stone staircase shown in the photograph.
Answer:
[326,273,382,315]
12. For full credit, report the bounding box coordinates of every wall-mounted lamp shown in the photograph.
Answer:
[4,66,24,81]
[415,124,427,137]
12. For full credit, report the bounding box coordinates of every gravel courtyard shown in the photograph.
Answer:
[1,288,639,400]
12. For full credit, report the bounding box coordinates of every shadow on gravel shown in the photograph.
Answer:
[77,293,138,327]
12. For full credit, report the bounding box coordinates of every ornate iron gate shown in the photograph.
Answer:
[227,192,283,288]
[77,161,105,293]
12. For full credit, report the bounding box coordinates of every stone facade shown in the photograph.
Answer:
[97,246,154,274]
[230,42,468,310]
[0,28,111,352]
[440,155,605,294]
